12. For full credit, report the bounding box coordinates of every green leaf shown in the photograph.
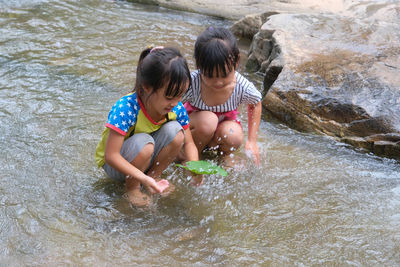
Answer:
[176,160,228,176]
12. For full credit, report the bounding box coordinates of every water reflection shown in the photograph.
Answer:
[1,0,400,265]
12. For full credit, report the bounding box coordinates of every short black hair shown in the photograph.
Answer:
[194,27,239,77]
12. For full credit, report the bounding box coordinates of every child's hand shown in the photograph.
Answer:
[156,179,170,193]
[190,174,204,186]
[182,168,203,186]
[145,176,169,194]
[245,141,260,165]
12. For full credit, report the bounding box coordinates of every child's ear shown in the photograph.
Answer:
[142,84,152,95]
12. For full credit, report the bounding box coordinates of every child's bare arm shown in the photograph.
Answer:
[104,130,166,193]
[246,102,262,165]
[183,127,199,162]
[183,128,203,185]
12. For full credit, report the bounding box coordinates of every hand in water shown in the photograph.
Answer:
[145,177,169,194]
[245,141,260,165]
[190,174,204,186]
[156,179,169,193]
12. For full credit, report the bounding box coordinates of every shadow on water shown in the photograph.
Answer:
[1,0,400,265]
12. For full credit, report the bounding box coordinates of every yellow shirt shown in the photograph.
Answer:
[95,92,189,167]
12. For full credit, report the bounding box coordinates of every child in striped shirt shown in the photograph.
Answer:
[182,27,262,167]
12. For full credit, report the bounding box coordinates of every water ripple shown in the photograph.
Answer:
[1,0,400,265]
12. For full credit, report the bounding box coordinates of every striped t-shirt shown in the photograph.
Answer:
[182,70,262,112]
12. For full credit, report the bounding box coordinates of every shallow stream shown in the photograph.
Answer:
[1,0,400,265]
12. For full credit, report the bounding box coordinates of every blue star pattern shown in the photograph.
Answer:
[105,92,190,136]
[106,93,139,135]
[171,102,190,128]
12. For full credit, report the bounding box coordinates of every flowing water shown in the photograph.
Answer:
[1,0,400,265]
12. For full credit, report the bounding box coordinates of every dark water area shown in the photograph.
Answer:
[1,0,400,265]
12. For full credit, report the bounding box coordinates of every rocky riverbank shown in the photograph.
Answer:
[127,0,347,20]
[128,0,400,160]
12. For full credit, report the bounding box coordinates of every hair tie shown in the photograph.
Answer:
[150,46,164,53]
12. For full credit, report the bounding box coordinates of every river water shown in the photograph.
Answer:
[1,0,400,265]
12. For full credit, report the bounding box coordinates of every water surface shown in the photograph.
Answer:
[1,0,400,265]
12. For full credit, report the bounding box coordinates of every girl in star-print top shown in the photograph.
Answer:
[95,46,200,207]
[182,27,262,166]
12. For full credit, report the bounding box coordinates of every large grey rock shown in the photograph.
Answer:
[245,6,400,158]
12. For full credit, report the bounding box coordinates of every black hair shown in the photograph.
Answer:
[134,47,191,102]
[194,26,240,78]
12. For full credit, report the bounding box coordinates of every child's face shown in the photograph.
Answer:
[201,67,236,91]
[148,80,189,116]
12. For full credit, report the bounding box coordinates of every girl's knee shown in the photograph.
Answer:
[130,142,154,166]
[122,133,154,163]
[228,134,243,148]
[216,122,243,147]
[162,120,182,132]
[193,111,218,135]
[160,121,183,141]
[170,129,184,148]
[138,143,154,158]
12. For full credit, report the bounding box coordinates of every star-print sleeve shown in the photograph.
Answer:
[173,102,190,130]
[105,94,139,136]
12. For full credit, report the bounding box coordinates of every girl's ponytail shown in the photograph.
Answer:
[138,47,152,65]
[134,47,152,96]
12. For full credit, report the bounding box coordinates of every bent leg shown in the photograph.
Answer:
[103,133,155,206]
[126,142,155,206]
[188,111,218,153]
[102,133,155,181]
[145,121,184,196]
[209,120,243,165]
[147,121,184,179]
